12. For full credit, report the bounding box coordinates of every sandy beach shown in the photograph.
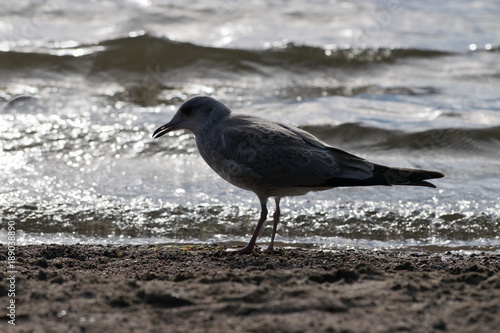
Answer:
[1,244,499,332]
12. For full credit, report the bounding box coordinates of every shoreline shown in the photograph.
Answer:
[1,244,500,332]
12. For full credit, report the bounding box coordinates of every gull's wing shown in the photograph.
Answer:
[210,115,374,190]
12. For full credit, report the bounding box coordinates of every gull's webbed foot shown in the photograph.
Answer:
[225,243,257,254]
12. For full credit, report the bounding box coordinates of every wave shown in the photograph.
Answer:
[2,199,499,242]
[302,123,500,154]
[2,108,498,158]
[0,34,454,75]
[90,35,452,72]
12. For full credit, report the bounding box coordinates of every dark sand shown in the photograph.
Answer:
[1,244,500,332]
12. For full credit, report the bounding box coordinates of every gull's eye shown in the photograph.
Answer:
[181,106,193,116]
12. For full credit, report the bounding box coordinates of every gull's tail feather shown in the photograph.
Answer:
[321,165,445,188]
[371,164,445,188]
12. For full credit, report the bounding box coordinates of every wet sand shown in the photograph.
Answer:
[1,244,500,332]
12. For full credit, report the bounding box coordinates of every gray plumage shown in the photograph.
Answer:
[153,96,444,253]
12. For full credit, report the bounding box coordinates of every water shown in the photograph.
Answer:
[1,0,499,252]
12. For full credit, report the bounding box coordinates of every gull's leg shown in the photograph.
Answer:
[265,197,281,252]
[226,197,268,254]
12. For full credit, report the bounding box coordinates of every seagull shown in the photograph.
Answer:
[153,96,444,254]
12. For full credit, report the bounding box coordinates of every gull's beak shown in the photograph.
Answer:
[152,121,176,139]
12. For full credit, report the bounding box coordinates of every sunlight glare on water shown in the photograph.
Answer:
[1,0,499,252]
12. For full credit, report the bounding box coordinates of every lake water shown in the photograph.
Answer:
[1,0,499,252]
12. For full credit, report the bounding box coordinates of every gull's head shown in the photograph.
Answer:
[153,96,230,138]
